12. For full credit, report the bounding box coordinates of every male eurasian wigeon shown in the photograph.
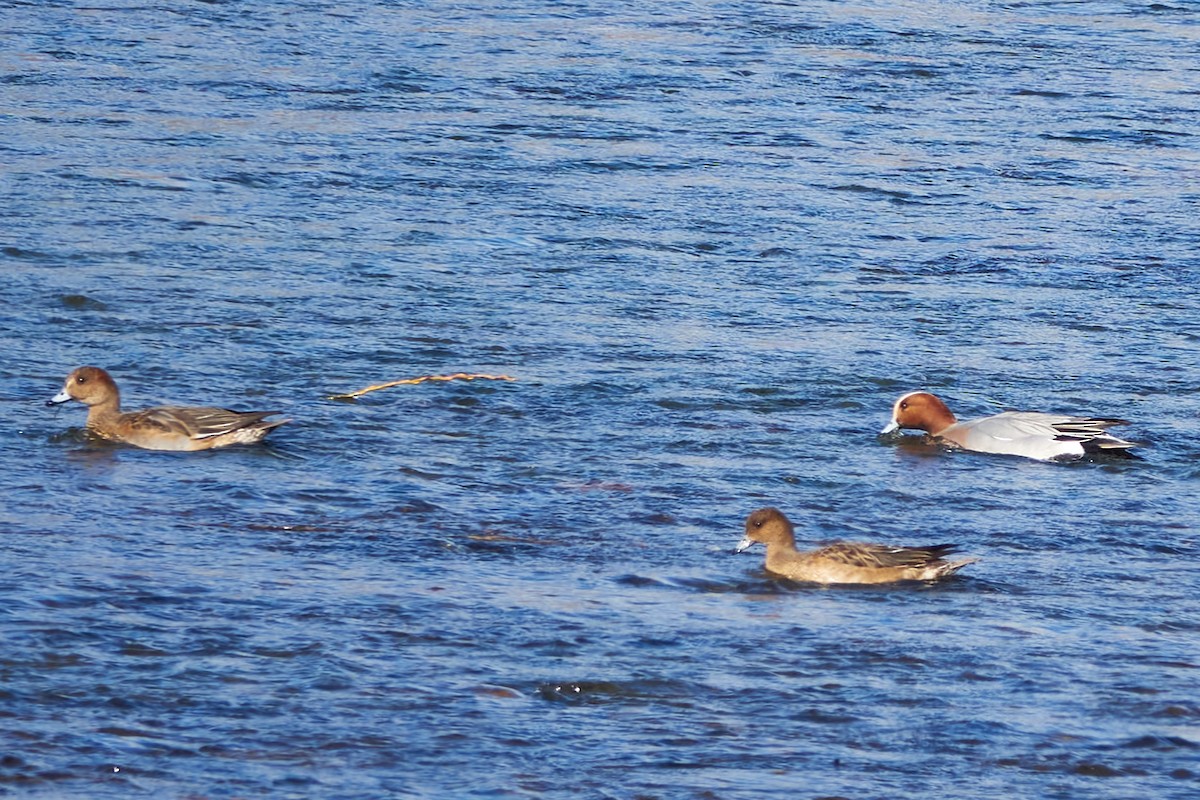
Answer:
[47,366,289,451]
[735,507,977,584]
[881,391,1137,462]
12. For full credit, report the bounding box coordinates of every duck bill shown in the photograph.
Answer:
[880,420,900,435]
[734,536,755,554]
[46,389,71,406]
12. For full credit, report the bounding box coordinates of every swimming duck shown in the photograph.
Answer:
[735,507,977,584]
[47,366,289,451]
[881,391,1136,461]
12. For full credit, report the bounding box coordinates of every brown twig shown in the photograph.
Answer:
[328,373,516,401]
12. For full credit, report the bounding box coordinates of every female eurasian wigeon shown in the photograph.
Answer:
[47,366,289,451]
[881,391,1136,462]
[735,507,977,584]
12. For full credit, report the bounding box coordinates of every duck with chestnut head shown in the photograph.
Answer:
[881,391,1136,461]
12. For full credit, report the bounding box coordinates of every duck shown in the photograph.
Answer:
[47,366,289,451]
[735,507,977,584]
[881,391,1136,462]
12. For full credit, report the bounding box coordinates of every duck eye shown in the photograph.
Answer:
[76,375,87,384]
[899,400,908,410]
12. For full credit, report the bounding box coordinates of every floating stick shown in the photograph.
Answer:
[328,373,516,401]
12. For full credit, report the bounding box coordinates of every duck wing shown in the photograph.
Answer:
[816,541,962,569]
[124,406,283,440]
[949,411,1136,457]
[983,411,1127,438]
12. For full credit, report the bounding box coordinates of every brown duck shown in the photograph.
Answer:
[47,366,289,451]
[736,507,977,584]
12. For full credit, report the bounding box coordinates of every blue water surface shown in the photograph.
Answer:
[2,1,1199,798]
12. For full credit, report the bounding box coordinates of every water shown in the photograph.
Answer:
[3,1,1199,797]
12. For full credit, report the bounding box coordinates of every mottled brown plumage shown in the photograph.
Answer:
[735,507,977,584]
[48,366,288,451]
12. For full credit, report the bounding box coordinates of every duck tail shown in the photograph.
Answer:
[925,555,979,581]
